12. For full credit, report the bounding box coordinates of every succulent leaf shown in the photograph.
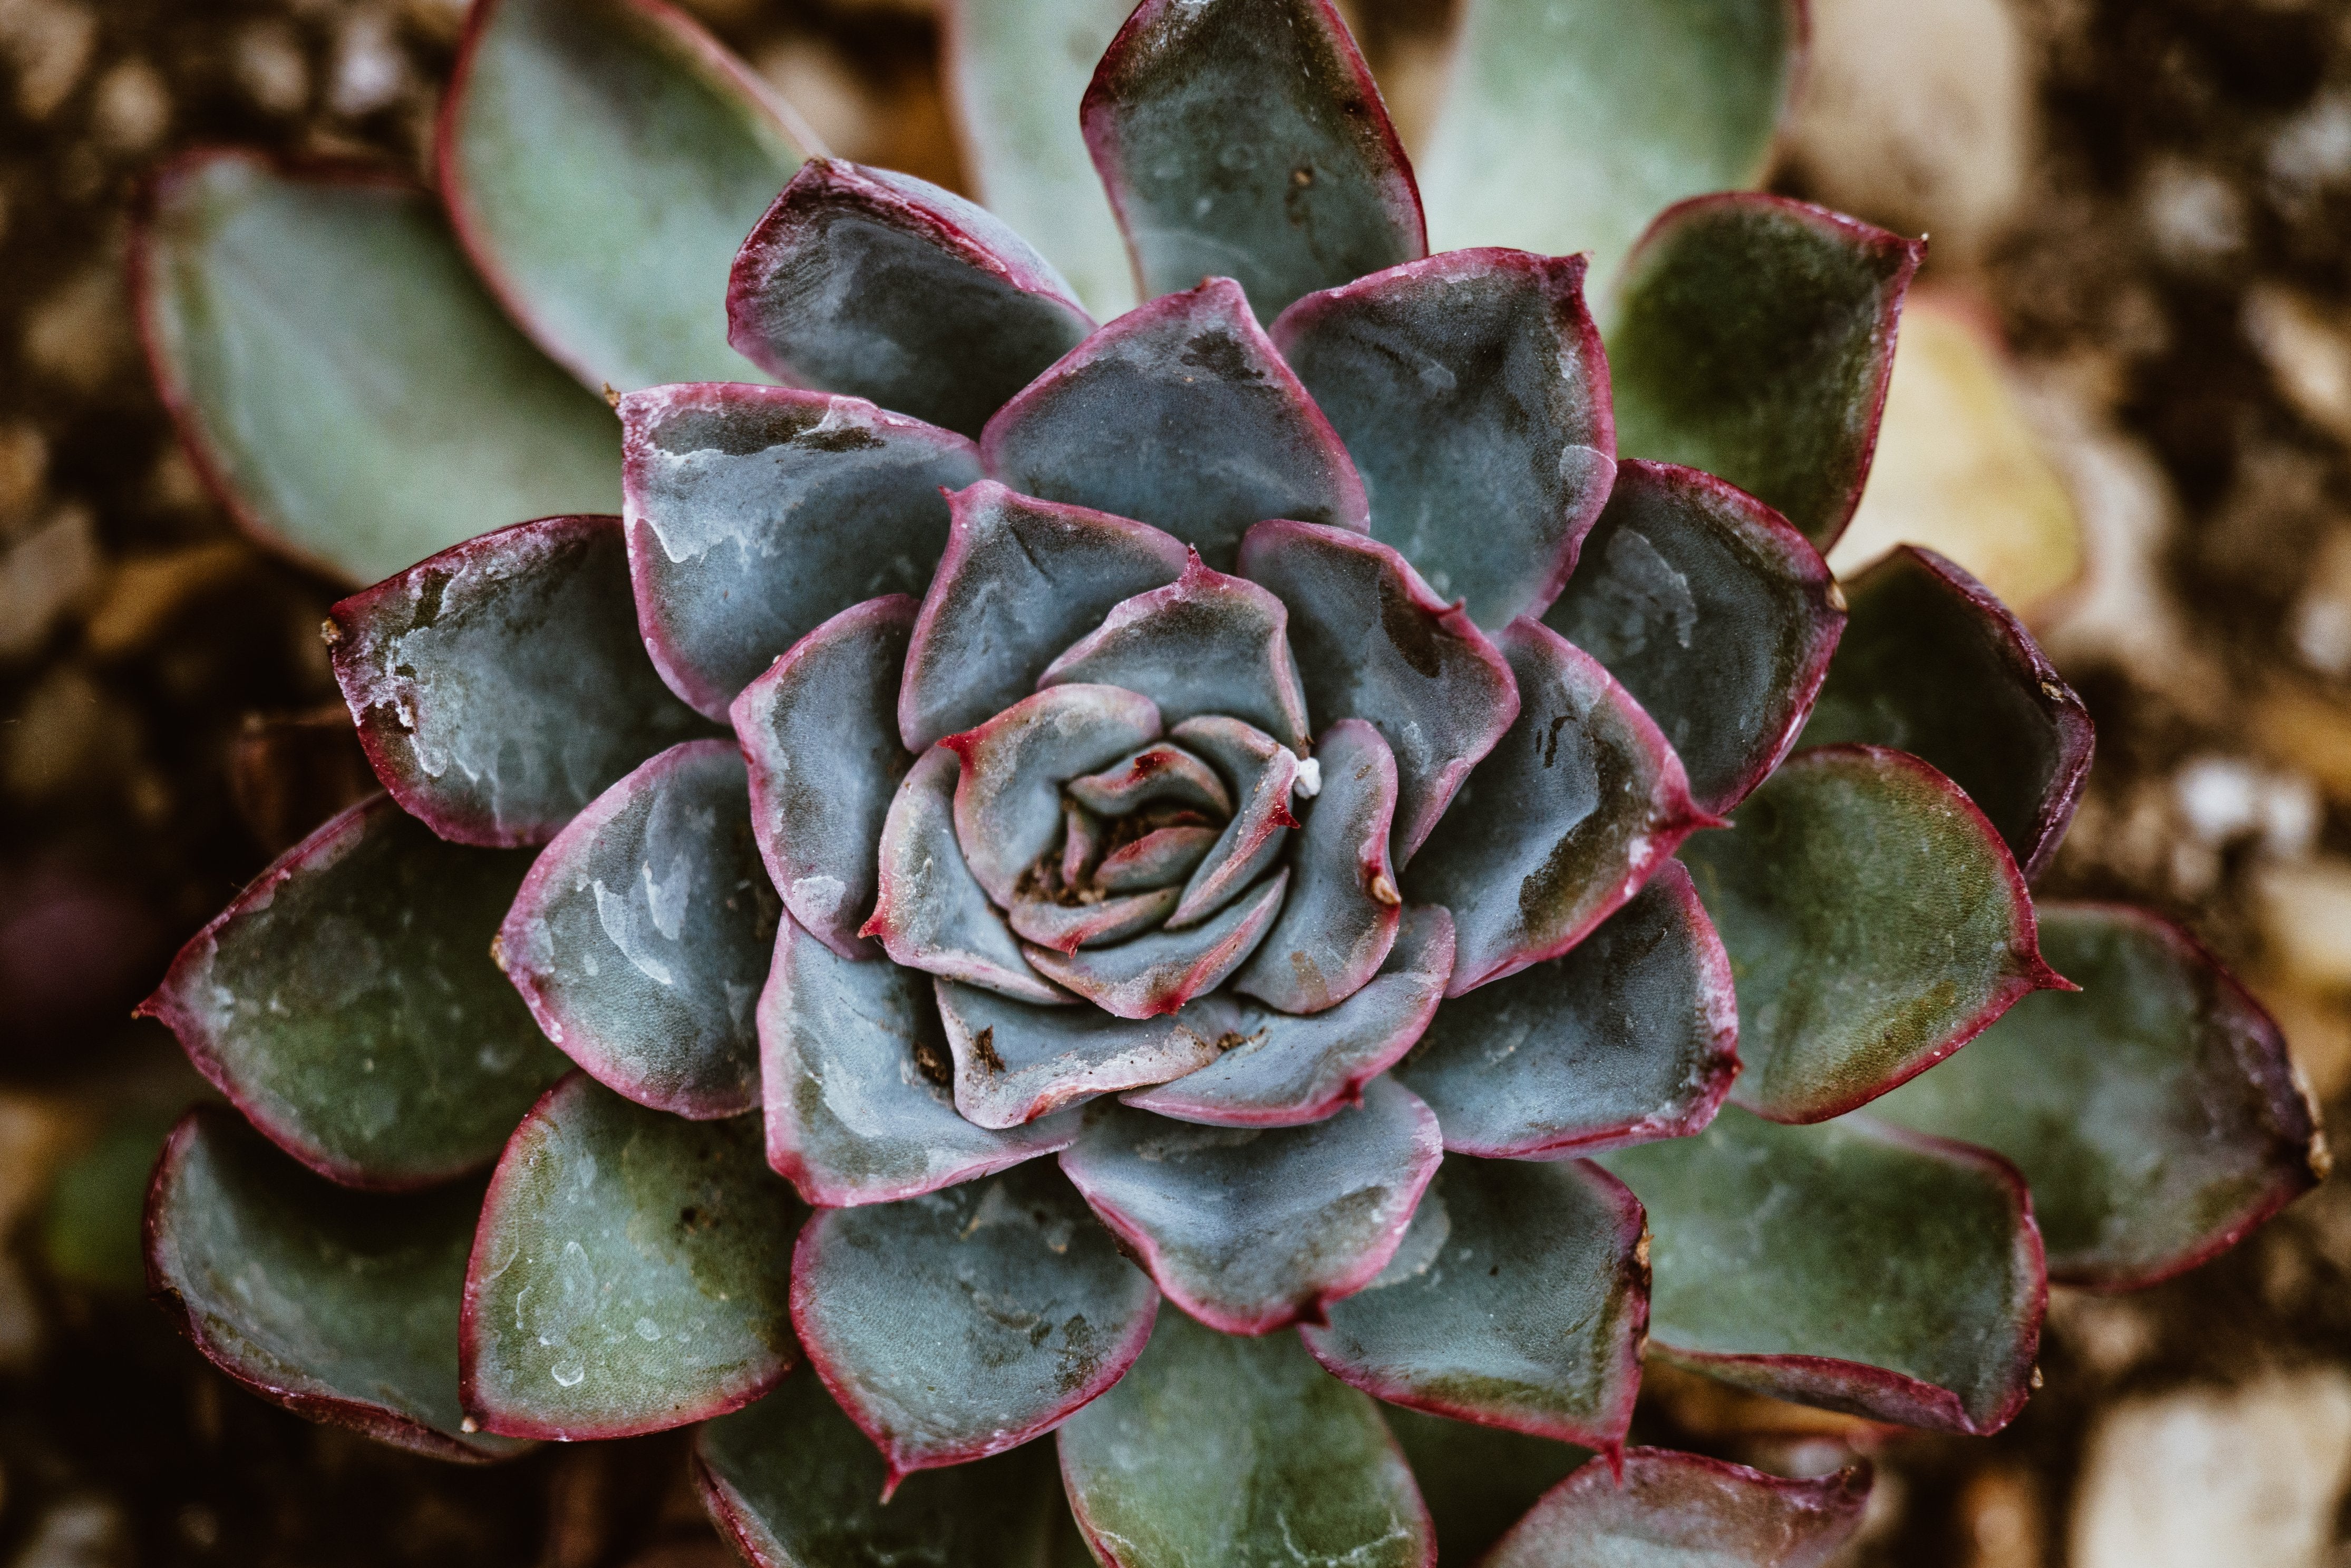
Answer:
[1871,903,2325,1289]
[1164,718,1300,928]
[497,740,779,1118]
[1013,887,1187,951]
[134,152,620,586]
[728,159,1096,440]
[1081,0,1424,324]
[1070,744,1236,819]
[1382,1409,1588,1567]
[982,278,1369,569]
[1482,1448,1870,1568]
[696,1372,1069,1567]
[1058,1077,1442,1333]
[732,596,917,960]
[1303,1156,1648,1451]
[1609,196,1923,551]
[1798,546,2093,882]
[946,685,1166,908]
[329,514,715,849]
[1230,720,1402,1012]
[1270,248,1614,629]
[1603,1108,2044,1436]
[1396,861,1737,1160]
[140,795,566,1190]
[760,916,1079,1206]
[145,1109,527,1462]
[1057,1308,1435,1567]
[1239,520,1520,862]
[440,0,810,391]
[791,1164,1158,1486]
[1417,0,1800,280]
[1679,744,2061,1123]
[1544,461,1845,816]
[461,1073,802,1438]
[901,481,1191,753]
[1126,905,1453,1128]
[1025,872,1291,1019]
[1406,619,1708,994]
[934,981,1233,1128]
[619,384,982,719]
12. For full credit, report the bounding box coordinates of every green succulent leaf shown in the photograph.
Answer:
[1382,1409,1588,1568]
[441,0,809,391]
[1482,1448,1870,1568]
[695,1372,1070,1568]
[146,1108,527,1463]
[1604,1108,2044,1435]
[1417,0,1800,281]
[462,1073,802,1439]
[1057,1309,1434,1567]
[1798,546,2093,882]
[1608,196,1923,551]
[1870,903,2325,1289]
[134,152,620,586]
[1679,745,2060,1123]
[140,795,566,1190]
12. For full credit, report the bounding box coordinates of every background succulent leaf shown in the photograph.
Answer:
[1678,744,2059,1123]
[1608,195,1923,551]
[1271,248,1614,629]
[1870,903,2325,1288]
[1544,460,1845,816]
[935,980,1231,1128]
[695,1371,1070,1567]
[1416,0,1801,282]
[1382,1408,1589,1566]
[1231,720,1402,1013]
[1396,860,1737,1160]
[1057,1309,1435,1568]
[791,1163,1158,1486]
[440,0,810,392]
[1058,1077,1441,1334]
[461,1073,802,1439]
[760,916,1080,1207]
[1481,1448,1870,1568]
[727,159,1096,440]
[620,384,982,720]
[1082,0,1424,324]
[1303,1156,1648,1452]
[146,1109,528,1463]
[1604,1108,2044,1435]
[982,278,1369,570]
[329,514,716,849]
[1797,545,2093,882]
[498,740,779,1119]
[134,152,620,586]
[141,795,566,1190]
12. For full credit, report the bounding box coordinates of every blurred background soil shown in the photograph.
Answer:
[5,0,2351,1563]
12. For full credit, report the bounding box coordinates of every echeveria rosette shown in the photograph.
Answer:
[130,0,2327,1562]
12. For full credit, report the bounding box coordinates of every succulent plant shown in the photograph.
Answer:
[131,0,2327,1561]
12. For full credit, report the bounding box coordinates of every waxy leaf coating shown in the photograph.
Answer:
[1397,861,1737,1160]
[1605,1108,2044,1435]
[1058,1309,1434,1568]
[1610,196,1923,551]
[441,0,809,391]
[760,917,1078,1207]
[620,384,982,718]
[1082,0,1423,324]
[135,152,620,585]
[936,981,1232,1129]
[1546,460,1844,816]
[983,278,1369,569]
[1231,720,1401,1012]
[792,1164,1158,1486]
[1679,745,2061,1123]
[728,159,1095,440]
[1059,1077,1442,1333]
[1799,546,2092,882]
[147,1109,526,1463]
[330,513,713,848]
[1271,248,1614,629]
[1871,903,2324,1288]
[1483,1449,1870,1568]
[462,1073,802,1439]
[498,741,780,1118]
[141,795,566,1190]
[1304,1156,1648,1451]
